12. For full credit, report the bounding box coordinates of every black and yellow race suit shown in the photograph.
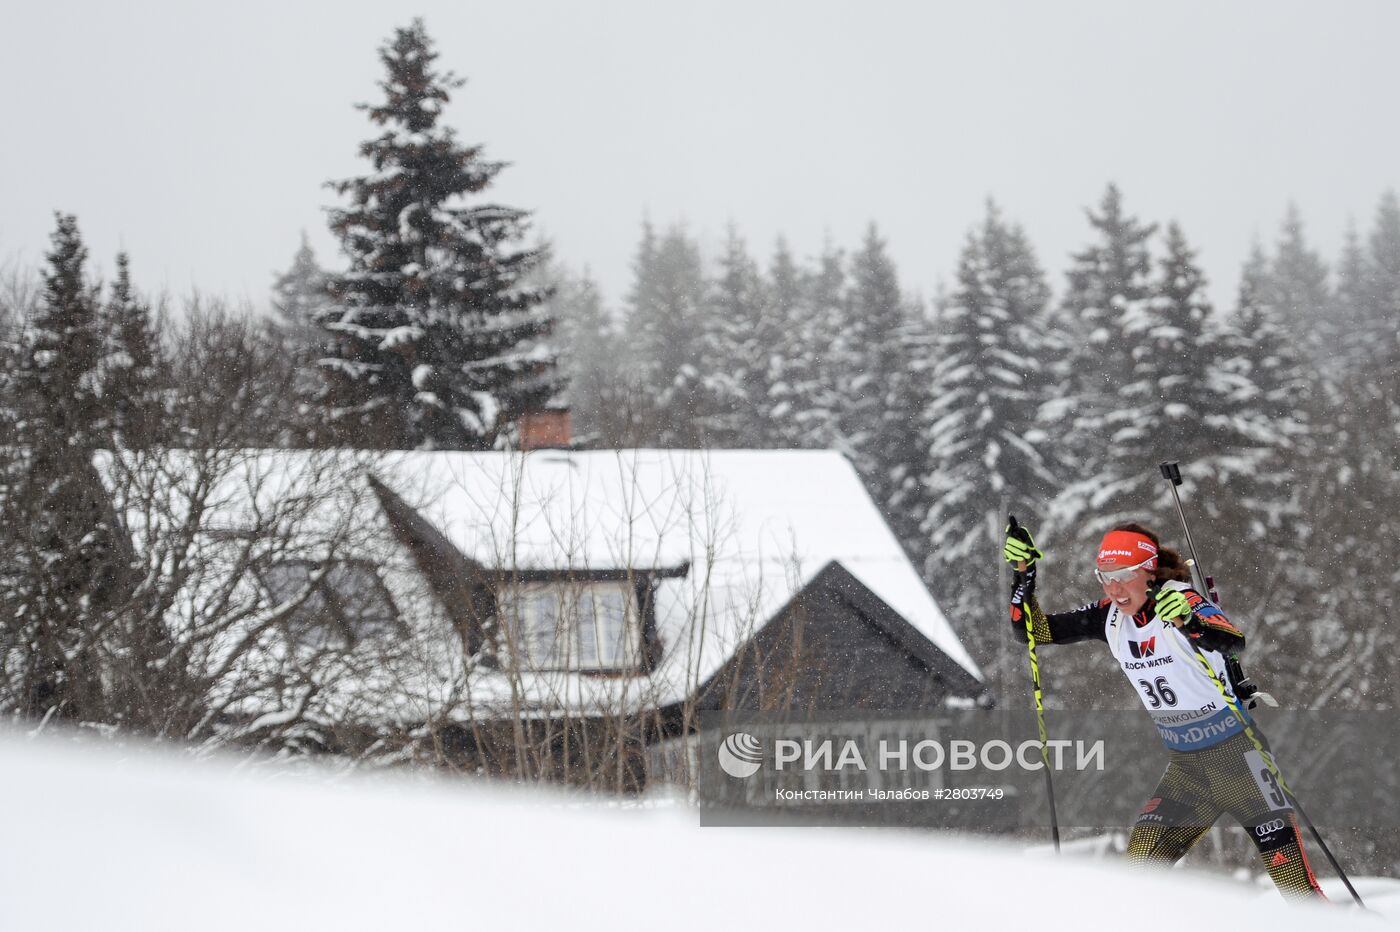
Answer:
[1010,570,1325,900]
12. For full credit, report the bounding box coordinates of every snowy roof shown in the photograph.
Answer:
[368,448,982,711]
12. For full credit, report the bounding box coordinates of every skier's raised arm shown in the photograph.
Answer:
[1004,523,1110,646]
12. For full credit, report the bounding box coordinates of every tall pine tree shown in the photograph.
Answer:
[1332,221,1371,370]
[1086,223,1273,540]
[317,20,557,450]
[842,224,908,515]
[1048,184,1156,541]
[1219,243,1324,701]
[701,226,780,447]
[1302,190,1400,707]
[1266,203,1332,379]
[763,238,809,446]
[1364,190,1400,366]
[272,232,331,330]
[13,215,106,448]
[1228,243,1313,520]
[101,252,166,448]
[1,214,128,721]
[784,242,848,451]
[922,202,1055,695]
[622,222,708,446]
[884,299,938,565]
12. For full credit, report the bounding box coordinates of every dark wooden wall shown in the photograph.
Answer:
[694,562,985,715]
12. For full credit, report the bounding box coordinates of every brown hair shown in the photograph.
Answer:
[1113,522,1190,584]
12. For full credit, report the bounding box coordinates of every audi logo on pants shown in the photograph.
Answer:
[1254,818,1286,836]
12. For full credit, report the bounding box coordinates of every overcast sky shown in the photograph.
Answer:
[3,0,1397,315]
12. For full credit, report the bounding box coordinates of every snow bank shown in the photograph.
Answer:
[0,730,1379,931]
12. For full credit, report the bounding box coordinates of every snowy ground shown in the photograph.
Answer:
[0,730,1388,931]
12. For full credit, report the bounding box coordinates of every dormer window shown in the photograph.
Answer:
[258,559,400,647]
[498,580,642,672]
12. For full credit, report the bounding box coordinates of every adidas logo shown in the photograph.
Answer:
[1271,851,1290,868]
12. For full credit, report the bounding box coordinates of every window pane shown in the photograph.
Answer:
[326,562,398,641]
[577,590,599,667]
[261,561,314,603]
[260,561,333,644]
[595,589,627,667]
[495,590,527,664]
[528,591,560,667]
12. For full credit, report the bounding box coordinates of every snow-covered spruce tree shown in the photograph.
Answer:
[1225,244,1313,530]
[1216,243,1335,703]
[922,203,1055,692]
[0,214,130,722]
[1242,221,1394,701]
[1305,380,1400,710]
[1287,192,1400,709]
[842,224,909,514]
[1088,223,1274,539]
[778,242,847,451]
[1364,189,1400,366]
[272,232,331,332]
[1307,393,1400,708]
[1332,221,1372,372]
[883,299,937,567]
[12,215,106,445]
[622,221,708,446]
[1265,203,1332,381]
[101,252,167,448]
[269,235,334,445]
[1047,184,1156,542]
[317,19,557,450]
[699,225,782,447]
[762,238,807,447]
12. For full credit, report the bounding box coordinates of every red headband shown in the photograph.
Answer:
[1097,530,1158,568]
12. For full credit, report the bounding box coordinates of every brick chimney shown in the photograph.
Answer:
[519,409,572,451]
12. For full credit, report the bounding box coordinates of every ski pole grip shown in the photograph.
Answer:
[1007,514,1027,572]
[1160,461,1183,485]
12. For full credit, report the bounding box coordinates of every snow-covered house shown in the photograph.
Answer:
[107,443,983,786]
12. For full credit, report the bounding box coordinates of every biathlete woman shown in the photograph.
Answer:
[1003,521,1325,900]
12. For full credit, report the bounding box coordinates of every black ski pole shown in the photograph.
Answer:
[1008,514,1060,853]
[1157,462,1364,908]
[1158,462,1220,604]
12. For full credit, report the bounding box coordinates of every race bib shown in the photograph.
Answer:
[1245,749,1293,812]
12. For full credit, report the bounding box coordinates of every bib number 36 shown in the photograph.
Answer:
[1137,676,1178,708]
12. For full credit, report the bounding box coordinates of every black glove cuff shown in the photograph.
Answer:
[1012,564,1038,600]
